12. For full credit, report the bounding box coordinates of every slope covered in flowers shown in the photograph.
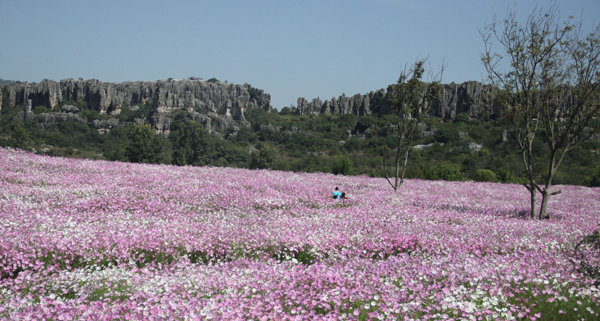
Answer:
[0,147,599,320]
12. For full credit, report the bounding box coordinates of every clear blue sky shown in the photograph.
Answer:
[1,0,599,109]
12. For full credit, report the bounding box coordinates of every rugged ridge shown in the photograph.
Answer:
[295,81,497,120]
[1,78,270,115]
[1,78,271,134]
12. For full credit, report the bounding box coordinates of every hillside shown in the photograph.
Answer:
[1,78,599,185]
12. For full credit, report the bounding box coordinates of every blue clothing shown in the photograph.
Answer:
[333,191,342,199]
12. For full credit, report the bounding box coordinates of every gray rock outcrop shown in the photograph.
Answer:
[12,110,87,129]
[62,105,80,113]
[2,78,270,134]
[295,81,497,120]
[3,78,270,115]
[92,119,120,134]
[152,114,173,135]
[297,89,386,116]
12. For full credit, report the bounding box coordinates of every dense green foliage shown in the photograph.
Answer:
[126,124,169,164]
[589,165,600,187]
[474,169,498,182]
[1,96,598,186]
[332,155,353,175]
[574,226,600,286]
[249,145,278,170]
[425,163,464,181]
[171,121,212,166]
[9,125,30,151]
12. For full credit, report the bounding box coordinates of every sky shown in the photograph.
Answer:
[1,0,599,109]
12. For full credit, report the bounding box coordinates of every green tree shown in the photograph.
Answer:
[332,155,353,175]
[496,165,516,183]
[10,125,30,151]
[482,5,600,218]
[249,145,278,169]
[279,106,293,116]
[590,165,600,187]
[474,169,498,182]
[171,121,213,166]
[383,59,444,191]
[126,124,167,164]
[294,153,326,173]
[32,105,51,114]
[436,163,464,181]
[101,140,125,161]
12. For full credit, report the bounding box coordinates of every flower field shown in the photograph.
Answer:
[1,147,599,320]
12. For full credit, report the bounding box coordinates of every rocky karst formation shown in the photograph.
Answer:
[1,78,502,126]
[295,81,497,120]
[1,78,270,114]
[1,78,271,134]
[11,100,87,129]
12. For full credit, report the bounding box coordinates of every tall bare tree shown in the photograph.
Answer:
[383,59,444,191]
[481,6,600,219]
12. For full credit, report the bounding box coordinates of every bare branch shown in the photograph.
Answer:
[482,4,600,218]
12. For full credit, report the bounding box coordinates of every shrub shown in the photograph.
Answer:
[249,145,278,169]
[32,105,51,114]
[474,169,498,182]
[496,166,515,183]
[125,124,168,164]
[573,227,600,286]
[437,163,463,181]
[10,125,30,151]
[332,155,353,175]
[454,113,471,123]
[171,121,213,166]
[426,163,463,181]
[590,165,600,187]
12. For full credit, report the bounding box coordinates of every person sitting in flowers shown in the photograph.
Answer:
[340,192,349,203]
[332,187,342,201]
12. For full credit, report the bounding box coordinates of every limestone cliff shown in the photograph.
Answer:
[1,78,271,134]
[2,78,507,133]
[3,78,269,112]
[295,81,497,120]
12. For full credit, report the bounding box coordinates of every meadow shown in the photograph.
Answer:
[0,147,599,320]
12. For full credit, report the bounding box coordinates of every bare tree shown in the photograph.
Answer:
[383,59,444,191]
[481,6,600,219]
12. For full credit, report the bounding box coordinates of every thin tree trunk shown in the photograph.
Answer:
[394,146,401,191]
[538,148,566,219]
[539,190,549,219]
[398,148,409,189]
[529,185,537,219]
[522,144,537,219]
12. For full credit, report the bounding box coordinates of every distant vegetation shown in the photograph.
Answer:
[1,98,599,187]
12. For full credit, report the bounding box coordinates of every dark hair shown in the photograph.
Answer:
[341,192,346,198]
[335,187,339,190]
